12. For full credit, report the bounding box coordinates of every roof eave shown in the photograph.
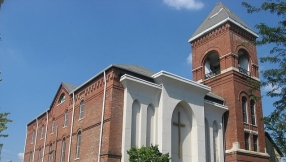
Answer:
[188,17,259,43]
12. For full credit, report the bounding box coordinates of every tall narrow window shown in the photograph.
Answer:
[38,148,41,162]
[31,130,35,143]
[238,50,250,75]
[61,138,66,162]
[213,122,219,162]
[245,132,249,150]
[51,118,55,133]
[48,143,53,162]
[79,100,84,119]
[64,110,68,127]
[242,97,247,123]
[40,125,44,139]
[253,135,258,151]
[250,100,256,125]
[76,132,82,159]
[29,151,33,162]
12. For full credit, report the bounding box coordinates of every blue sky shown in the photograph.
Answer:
[0,0,279,161]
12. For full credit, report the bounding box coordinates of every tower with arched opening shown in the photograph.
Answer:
[189,2,269,162]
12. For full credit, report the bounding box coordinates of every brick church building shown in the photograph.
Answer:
[24,2,271,162]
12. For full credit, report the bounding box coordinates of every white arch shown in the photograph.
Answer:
[146,104,155,147]
[131,100,141,147]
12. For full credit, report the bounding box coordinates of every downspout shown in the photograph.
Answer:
[32,119,39,162]
[97,71,107,162]
[23,125,28,162]
[67,92,75,162]
[42,111,49,162]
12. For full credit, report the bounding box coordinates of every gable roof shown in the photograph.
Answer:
[62,82,77,93]
[113,64,155,78]
[49,82,77,108]
[71,64,155,94]
[189,2,258,42]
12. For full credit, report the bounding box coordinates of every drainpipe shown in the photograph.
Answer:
[97,71,107,162]
[42,111,49,162]
[67,92,75,162]
[23,125,28,162]
[32,119,39,162]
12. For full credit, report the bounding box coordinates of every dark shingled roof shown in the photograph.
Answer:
[113,64,155,78]
[189,2,257,42]
[62,82,77,93]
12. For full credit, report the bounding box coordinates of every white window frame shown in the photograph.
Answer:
[64,110,68,127]
[79,100,84,119]
[61,138,66,162]
[51,118,55,133]
[76,132,82,159]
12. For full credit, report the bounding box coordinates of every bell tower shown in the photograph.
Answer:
[190,2,269,162]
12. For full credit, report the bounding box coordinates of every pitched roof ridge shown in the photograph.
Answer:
[61,82,77,93]
[189,2,258,42]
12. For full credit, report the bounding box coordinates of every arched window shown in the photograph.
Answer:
[79,100,84,119]
[146,104,155,147]
[238,50,250,75]
[31,130,35,143]
[58,93,66,104]
[205,119,210,162]
[213,121,219,162]
[48,143,53,162]
[250,100,256,125]
[61,138,66,162]
[204,51,220,79]
[131,101,140,147]
[40,125,44,139]
[242,97,247,123]
[51,118,55,133]
[64,110,68,127]
[38,147,41,162]
[76,132,82,159]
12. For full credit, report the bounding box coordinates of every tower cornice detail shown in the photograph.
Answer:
[191,23,230,49]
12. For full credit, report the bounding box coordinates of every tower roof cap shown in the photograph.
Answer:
[189,2,258,42]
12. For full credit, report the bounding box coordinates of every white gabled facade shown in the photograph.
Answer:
[120,71,228,162]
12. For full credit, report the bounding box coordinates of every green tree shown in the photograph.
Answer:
[0,73,12,138]
[242,0,286,155]
[127,145,170,162]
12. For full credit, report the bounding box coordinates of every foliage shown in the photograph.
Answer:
[127,145,170,162]
[242,0,286,155]
[0,73,12,138]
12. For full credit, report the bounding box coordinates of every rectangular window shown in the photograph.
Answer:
[76,132,82,159]
[245,132,249,150]
[61,139,66,162]
[242,97,247,123]
[79,101,84,119]
[40,125,44,139]
[64,110,68,127]
[29,151,33,162]
[38,148,41,162]
[31,130,35,143]
[250,100,256,125]
[49,144,53,162]
[51,119,55,133]
[253,135,258,151]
